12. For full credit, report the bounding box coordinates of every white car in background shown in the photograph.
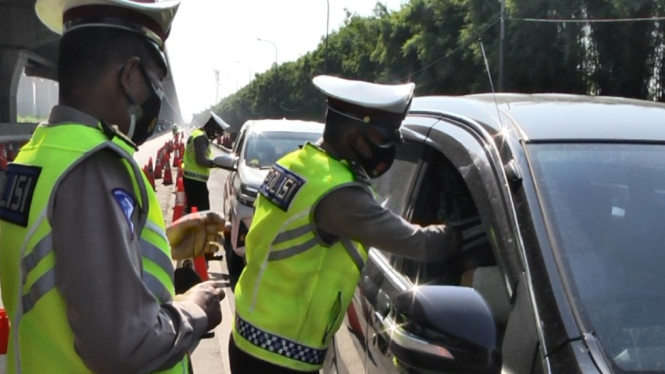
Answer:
[221,119,324,289]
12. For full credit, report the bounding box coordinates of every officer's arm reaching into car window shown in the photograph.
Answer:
[314,184,463,262]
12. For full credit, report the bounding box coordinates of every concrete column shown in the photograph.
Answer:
[0,49,27,123]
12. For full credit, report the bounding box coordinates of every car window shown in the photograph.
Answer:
[233,128,247,156]
[371,140,424,216]
[392,145,511,326]
[243,131,321,168]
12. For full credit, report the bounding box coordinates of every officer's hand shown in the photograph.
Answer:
[180,281,225,332]
[167,211,225,260]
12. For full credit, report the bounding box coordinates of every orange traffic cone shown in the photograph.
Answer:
[163,164,173,186]
[145,162,156,191]
[7,144,15,162]
[172,177,186,222]
[0,308,8,354]
[190,207,209,281]
[148,156,153,172]
[172,150,179,167]
[177,164,183,181]
[154,153,163,179]
[0,146,7,172]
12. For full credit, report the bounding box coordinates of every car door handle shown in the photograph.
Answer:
[375,289,391,316]
[371,311,392,356]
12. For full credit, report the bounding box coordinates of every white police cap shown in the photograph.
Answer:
[35,0,180,51]
[208,112,230,133]
[313,75,415,142]
[313,75,414,114]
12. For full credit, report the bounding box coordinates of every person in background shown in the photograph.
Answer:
[182,112,229,214]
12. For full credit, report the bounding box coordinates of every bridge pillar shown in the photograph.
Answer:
[0,49,27,123]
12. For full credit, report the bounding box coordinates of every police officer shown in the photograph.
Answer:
[182,112,229,214]
[0,1,226,373]
[228,76,462,374]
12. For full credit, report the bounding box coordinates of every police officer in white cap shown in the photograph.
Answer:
[182,112,229,214]
[0,1,226,373]
[228,76,462,374]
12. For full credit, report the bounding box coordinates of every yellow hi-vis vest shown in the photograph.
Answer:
[232,143,370,372]
[0,122,187,373]
[182,129,211,182]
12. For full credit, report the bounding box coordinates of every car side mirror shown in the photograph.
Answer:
[387,286,500,374]
[213,154,238,171]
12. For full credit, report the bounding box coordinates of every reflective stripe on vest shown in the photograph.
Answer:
[233,143,371,372]
[182,129,210,182]
[0,123,186,374]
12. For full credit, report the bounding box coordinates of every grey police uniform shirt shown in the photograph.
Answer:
[48,106,207,373]
[313,141,459,262]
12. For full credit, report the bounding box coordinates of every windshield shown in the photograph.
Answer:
[530,143,665,373]
[243,131,321,168]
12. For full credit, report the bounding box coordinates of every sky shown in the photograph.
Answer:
[166,0,407,123]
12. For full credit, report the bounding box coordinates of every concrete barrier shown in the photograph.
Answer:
[0,122,37,142]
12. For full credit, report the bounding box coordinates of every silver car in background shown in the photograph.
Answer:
[221,119,324,289]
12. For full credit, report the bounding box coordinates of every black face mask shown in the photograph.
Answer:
[120,63,163,146]
[206,129,219,140]
[353,134,396,179]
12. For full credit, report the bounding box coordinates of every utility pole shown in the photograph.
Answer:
[325,0,329,75]
[499,0,506,92]
[214,69,220,103]
[324,0,330,121]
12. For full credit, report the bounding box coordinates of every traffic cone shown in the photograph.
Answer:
[7,144,15,162]
[162,149,170,166]
[190,207,209,281]
[0,146,7,172]
[163,164,173,186]
[145,162,156,191]
[154,153,163,179]
[148,157,153,172]
[0,308,8,355]
[172,149,179,167]
[177,164,183,181]
[172,177,186,222]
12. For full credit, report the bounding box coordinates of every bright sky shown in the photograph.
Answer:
[166,0,406,123]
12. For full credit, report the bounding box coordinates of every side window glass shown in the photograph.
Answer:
[372,140,424,216]
[399,148,495,285]
[234,130,246,156]
[396,146,511,330]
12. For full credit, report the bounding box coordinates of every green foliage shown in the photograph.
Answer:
[196,0,664,128]
[17,116,47,124]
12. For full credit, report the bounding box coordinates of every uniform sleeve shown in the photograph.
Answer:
[51,150,208,374]
[194,136,212,168]
[314,185,461,262]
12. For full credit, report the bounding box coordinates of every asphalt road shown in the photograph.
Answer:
[139,132,234,374]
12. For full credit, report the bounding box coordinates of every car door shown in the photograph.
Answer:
[224,127,247,215]
[323,121,431,374]
[363,117,519,374]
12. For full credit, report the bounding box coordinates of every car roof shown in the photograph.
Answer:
[242,119,324,135]
[410,94,665,142]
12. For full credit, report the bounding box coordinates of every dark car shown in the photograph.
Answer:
[324,94,665,374]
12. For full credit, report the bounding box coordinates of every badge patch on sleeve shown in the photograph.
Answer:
[259,164,305,211]
[0,164,41,227]
[112,188,136,236]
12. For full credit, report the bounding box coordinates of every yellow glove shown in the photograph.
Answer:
[167,211,225,260]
